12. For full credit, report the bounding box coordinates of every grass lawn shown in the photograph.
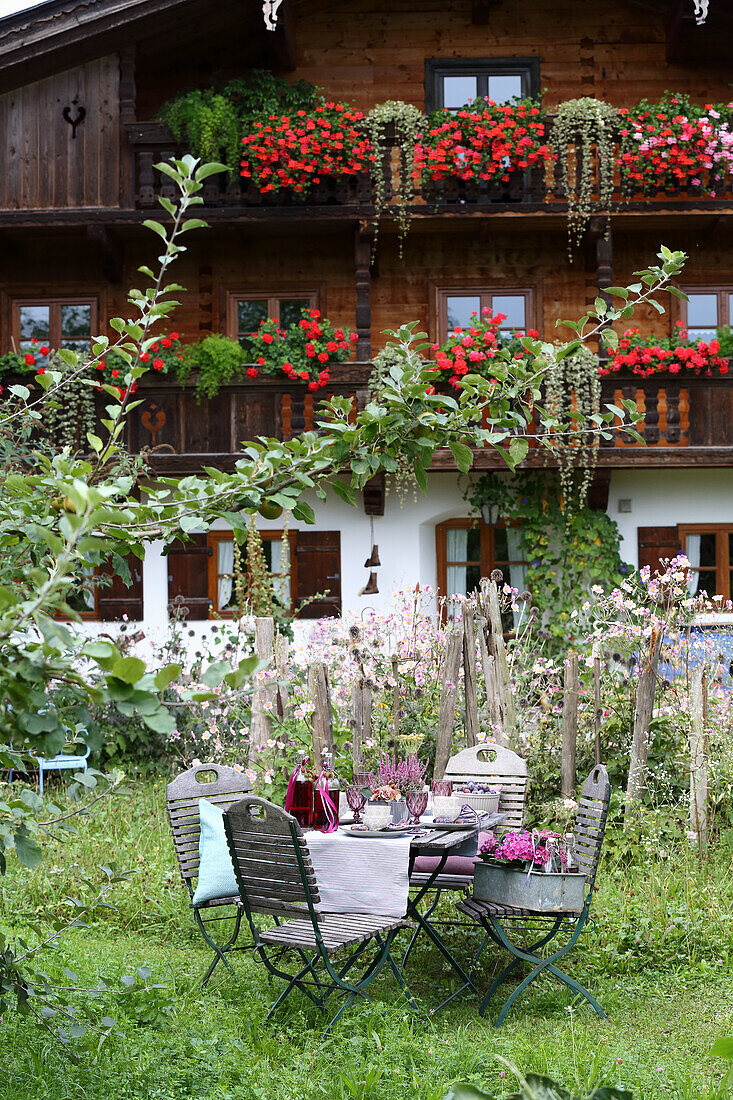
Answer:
[2,777,732,1100]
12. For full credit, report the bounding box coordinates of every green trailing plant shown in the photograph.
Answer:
[363,100,425,256]
[552,98,619,257]
[157,72,320,175]
[42,352,98,452]
[543,343,601,510]
[177,333,244,398]
[466,470,628,652]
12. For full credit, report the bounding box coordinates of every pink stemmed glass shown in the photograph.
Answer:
[405,790,428,825]
[346,784,367,824]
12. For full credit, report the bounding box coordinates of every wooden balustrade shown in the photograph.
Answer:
[126,119,733,214]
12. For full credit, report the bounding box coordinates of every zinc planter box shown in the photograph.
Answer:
[474,863,586,913]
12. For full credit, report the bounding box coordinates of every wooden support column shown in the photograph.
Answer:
[354,221,373,362]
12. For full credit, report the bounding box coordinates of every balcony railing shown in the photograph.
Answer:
[126,119,733,214]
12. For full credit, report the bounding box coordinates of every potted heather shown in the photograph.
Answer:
[366,751,428,824]
[474,829,586,912]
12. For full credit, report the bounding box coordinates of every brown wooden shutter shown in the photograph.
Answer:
[97,553,143,622]
[166,534,212,621]
[637,526,681,574]
[294,531,341,618]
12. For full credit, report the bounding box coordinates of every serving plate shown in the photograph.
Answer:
[341,825,412,839]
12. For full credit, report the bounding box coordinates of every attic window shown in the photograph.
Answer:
[425,58,540,112]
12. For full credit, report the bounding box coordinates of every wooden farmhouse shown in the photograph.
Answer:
[1,0,733,637]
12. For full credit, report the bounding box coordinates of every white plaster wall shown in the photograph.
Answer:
[608,468,733,569]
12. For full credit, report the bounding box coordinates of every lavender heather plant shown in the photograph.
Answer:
[368,750,428,794]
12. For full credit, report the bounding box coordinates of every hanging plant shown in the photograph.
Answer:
[363,101,425,257]
[551,98,619,258]
[43,352,98,452]
[543,344,601,511]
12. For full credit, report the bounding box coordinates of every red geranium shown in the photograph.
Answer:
[600,325,730,377]
[244,307,355,389]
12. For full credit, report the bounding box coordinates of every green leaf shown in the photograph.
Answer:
[142,219,167,240]
[448,440,474,473]
[14,826,42,869]
[110,657,147,684]
[154,664,181,691]
[201,660,232,688]
[440,1087,493,1100]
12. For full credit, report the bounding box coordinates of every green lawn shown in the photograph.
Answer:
[2,778,732,1100]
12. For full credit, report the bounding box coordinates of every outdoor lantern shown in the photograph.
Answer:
[480,501,500,527]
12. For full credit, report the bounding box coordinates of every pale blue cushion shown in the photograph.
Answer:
[191,799,238,907]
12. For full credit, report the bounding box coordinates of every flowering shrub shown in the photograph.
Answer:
[601,322,729,377]
[618,93,733,196]
[367,750,428,794]
[412,97,554,188]
[428,310,534,389]
[245,308,357,391]
[0,350,39,395]
[240,102,374,195]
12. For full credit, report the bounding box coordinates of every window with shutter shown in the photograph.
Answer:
[63,553,143,621]
[166,534,212,621]
[637,526,681,576]
[294,531,341,618]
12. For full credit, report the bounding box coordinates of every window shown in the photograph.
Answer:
[228,293,317,347]
[207,530,297,617]
[679,525,733,600]
[436,520,527,615]
[437,289,533,342]
[680,288,733,341]
[425,58,540,112]
[60,555,143,622]
[11,299,96,365]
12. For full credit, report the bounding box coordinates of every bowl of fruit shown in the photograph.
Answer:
[451,782,501,815]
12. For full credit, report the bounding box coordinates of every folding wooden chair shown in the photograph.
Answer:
[457,764,612,1026]
[223,794,419,1037]
[166,763,252,986]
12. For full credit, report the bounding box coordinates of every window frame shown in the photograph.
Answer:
[678,523,733,600]
[11,297,97,355]
[207,529,299,618]
[679,286,733,334]
[434,286,536,343]
[435,518,526,600]
[226,291,319,345]
[425,57,540,112]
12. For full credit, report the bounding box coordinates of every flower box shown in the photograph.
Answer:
[474,862,586,913]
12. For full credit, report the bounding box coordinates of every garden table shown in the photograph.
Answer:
[402,811,506,1012]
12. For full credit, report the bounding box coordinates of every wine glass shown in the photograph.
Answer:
[346,784,367,824]
[405,790,428,825]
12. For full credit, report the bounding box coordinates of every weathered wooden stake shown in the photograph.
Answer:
[351,678,373,771]
[689,663,709,852]
[462,602,479,748]
[561,650,579,798]
[434,627,463,780]
[477,616,506,742]
[593,652,602,767]
[249,616,275,766]
[481,578,517,738]
[391,655,400,740]
[625,625,664,824]
[274,632,290,720]
[308,661,333,771]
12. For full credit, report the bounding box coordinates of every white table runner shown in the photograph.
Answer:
[305,829,411,919]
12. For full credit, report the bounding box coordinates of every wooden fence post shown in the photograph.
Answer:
[477,617,506,743]
[689,663,709,852]
[434,627,463,780]
[625,625,664,824]
[308,661,333,772]
[350,677,373,773]
[391,655,400,740]
[593,651,602,767]
[463,602,479,748]
[274,632,290,720]
[249,616,275,766]
[561,650,579,798]
[480,578,517,739]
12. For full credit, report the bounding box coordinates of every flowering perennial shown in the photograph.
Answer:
[618,93,733,196]
[245,308,357,390]
[240,102,374,194]
[428,310,535,390]
[601,323,729,378]
[412,98,554,187]
[480,830,557,868]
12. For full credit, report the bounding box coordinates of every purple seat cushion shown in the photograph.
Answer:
[412,830,491,878]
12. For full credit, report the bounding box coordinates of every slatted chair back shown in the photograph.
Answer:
[223,795,321,919]
[166,764,252,890]
[444,743,528,830]
[574,764,611,899]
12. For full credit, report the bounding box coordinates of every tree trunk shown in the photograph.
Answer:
[625,626,664,823]
[561,650,579,798]
[689,663,709,852]
[248,616,275,766]
[434,628,463,780]
[308,661,333,772]
[462,602,479,748]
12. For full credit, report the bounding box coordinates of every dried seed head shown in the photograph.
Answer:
[348,624,361,640]
[520,590,532,602]
[491,569,504,584]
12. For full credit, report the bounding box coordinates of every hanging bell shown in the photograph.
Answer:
[358,571,379,596]
[363,544,381,568]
